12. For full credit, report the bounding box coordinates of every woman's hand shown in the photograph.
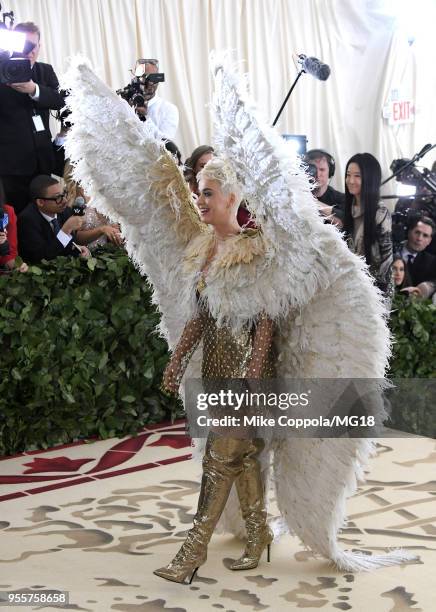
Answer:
[102,224,123,246]
[401,286,423,298]
[162,359,181,395]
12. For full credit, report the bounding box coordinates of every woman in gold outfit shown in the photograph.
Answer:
[65,55,415,582]
[153,158,275,584]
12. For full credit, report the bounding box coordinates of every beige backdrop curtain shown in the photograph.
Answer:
[7,0,436,193]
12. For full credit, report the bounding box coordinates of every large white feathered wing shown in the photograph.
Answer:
[211,55,416,570]
[63,58,202,346]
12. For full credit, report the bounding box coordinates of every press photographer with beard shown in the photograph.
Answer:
[0,21,64,214]
[133,59,179,140]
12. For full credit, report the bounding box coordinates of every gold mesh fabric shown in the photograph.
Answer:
[163,276,276,392]
[201,310,275,379]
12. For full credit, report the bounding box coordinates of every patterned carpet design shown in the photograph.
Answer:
[0,421,434,611]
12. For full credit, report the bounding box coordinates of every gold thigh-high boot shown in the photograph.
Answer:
[154,433,248,584]
[229,438,273,570]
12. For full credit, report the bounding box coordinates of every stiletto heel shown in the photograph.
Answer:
[230,439,274,571]
[154,434,249,584]
[188,567,199,584]
[267,543,271,562]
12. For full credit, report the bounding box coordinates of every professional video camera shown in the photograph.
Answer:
[382,144,436,248]
[0,4,33,84]
[390,157,436,195]
[390,158,436,246]
[116,77,146,106]
[116,59,165,107]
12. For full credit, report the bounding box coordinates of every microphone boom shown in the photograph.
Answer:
[298,54,330,81]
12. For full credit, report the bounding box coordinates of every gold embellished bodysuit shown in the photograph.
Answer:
[170,277,276,385]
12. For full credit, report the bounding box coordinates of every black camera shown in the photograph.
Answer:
[390,158,436,249]
[0,10,33,84]
[116,76,142,102]
[0,55,32,84]
[0,205,10,256]
[142,72,165,85]
[116,72,165,105]
[131,92,145,107]
[390,158,436,194]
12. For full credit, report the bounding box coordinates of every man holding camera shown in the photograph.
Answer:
[18,175,90,264]
[0,21,65,215]
[133,59,179,140]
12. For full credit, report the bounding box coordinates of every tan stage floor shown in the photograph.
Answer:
[0,421,434,611]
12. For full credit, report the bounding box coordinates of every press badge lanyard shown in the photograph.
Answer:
[32,111,45,132]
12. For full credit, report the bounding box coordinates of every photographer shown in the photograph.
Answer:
[0,179,28,273]
[131,59,179,140]
[0,21,64,214]
[18,175,90,264]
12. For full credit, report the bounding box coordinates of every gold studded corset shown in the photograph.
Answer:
[201,310,276,380]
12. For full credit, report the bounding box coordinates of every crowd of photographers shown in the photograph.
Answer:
[1,20,435,306]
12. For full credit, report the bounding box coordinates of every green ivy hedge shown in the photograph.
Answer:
[389,293,436,378]
[387,294,435,438]
[0,256,434,455]
[0,248,182,455]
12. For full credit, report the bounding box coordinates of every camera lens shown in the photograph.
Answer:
[132,93,145,107]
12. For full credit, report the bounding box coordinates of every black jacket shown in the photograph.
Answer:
[397,243,436,285]
[0,62,64,176]
[408,251,436,285]
[18,203,79,264]
[317,186,346,221]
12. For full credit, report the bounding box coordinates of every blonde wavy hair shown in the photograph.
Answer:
[197,157,242,205]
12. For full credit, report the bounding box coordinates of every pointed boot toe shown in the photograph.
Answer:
[153,565,199,584]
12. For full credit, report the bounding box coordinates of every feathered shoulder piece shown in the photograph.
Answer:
[184,228,267,272]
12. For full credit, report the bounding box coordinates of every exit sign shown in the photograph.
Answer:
[383,95,415,125]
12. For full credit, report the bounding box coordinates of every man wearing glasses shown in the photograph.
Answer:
[18,175,90,264]
[133,59,179,140]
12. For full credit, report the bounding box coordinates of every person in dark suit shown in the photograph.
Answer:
[18,175,90,264]
[397,216,436,298]
[0,22,65,214]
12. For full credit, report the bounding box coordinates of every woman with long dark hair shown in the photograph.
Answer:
[343,153,393,294]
